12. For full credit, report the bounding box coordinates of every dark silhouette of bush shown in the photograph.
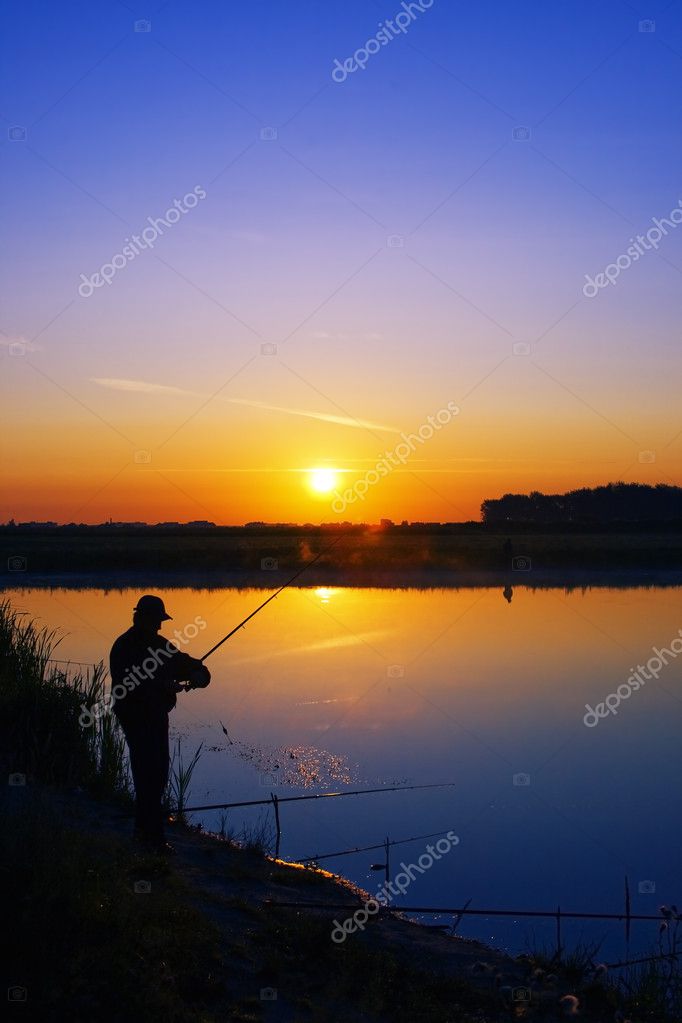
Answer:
[481,483,682,525]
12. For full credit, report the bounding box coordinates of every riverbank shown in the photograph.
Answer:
[4,783,619,1022]
[3,528,682,585]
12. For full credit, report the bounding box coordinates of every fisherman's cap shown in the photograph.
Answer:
[134,594,172,621]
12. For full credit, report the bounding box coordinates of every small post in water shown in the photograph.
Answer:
[624,875,631,962]
[556,904,562,959]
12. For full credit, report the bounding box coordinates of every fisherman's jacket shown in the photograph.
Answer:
[109,626,201,717]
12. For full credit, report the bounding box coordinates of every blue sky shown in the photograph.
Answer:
[1,0,681,522]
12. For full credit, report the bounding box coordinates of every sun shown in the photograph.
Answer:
[308,468,338,494]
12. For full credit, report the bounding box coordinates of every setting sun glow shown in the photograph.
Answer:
[308,469,338,494]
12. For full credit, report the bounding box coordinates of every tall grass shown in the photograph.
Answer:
[213,811,275,856]
[618,910,682,1020]
[168,738,203,821]
[525,915,682,1022]
[0,599,129,795]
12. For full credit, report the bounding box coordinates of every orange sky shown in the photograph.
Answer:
[2,367,678,524]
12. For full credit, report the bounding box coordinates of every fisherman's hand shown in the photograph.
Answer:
[186,664,211,690]
[160,678,184,696]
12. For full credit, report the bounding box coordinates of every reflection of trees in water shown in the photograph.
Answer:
[13,565,682,598]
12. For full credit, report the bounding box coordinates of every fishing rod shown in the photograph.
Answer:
[294,827,456,864]
[175,782,455,815]
[198,530,348,663]
[264,902,666,922]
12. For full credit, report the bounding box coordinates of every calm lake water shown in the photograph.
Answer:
[7,582,682,958]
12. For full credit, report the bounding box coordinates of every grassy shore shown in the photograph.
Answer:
[3,527,682,585]
[5,784,681,1022]
[2,602,680,1021]
[0,600,127,793]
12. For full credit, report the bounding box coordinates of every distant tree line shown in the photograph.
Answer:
[481,483,682,524]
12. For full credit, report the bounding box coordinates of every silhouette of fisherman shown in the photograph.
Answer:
[110,595,210,851]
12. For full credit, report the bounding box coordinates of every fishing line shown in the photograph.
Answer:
[198,529,350,662]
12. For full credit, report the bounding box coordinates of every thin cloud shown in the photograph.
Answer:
[225,397,399,433]
[91,377,399,433]
[91,377,196,397]
[0,336,42,353]
[311,330,384,342]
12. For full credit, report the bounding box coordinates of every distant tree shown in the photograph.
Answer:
[481,483,682,524]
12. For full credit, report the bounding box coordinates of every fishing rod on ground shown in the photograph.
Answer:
[175,782,456,815]
[116,782,455,821]
[293,826,456,864]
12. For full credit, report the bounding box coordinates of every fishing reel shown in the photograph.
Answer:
[178,665,211,692]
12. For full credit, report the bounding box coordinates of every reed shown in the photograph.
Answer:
[526,914,682,1021]
[210,811,274,856]
[0,599,129,795]
[168,738,203,821]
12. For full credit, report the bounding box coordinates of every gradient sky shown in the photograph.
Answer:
[2,0,681,524]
